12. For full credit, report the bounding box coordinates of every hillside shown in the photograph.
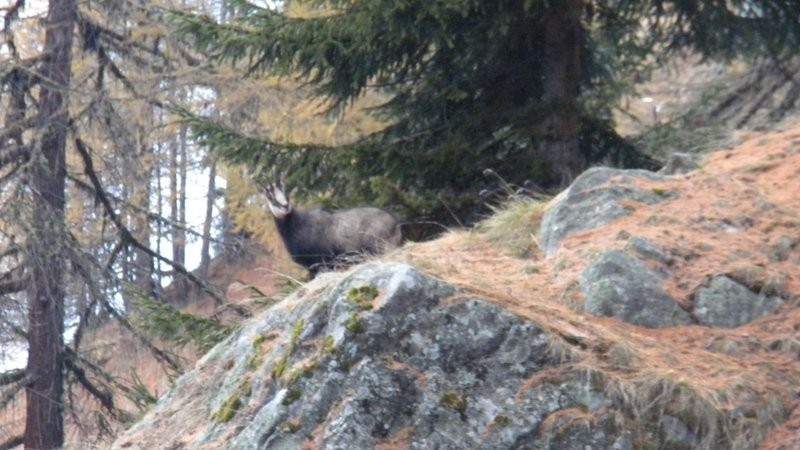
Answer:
[108,119,800,449]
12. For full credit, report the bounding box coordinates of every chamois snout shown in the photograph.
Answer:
[261,182,402,277]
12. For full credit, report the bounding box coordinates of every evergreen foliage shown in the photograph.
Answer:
[134,295,234,353]
[173,0,800,227]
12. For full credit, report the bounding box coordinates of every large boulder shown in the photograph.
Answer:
[110,262,787,450]
[111,263,630,450]
[540,167,675,256]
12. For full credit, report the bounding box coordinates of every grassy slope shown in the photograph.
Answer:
[384,121,800,449]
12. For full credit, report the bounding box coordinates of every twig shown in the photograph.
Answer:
[0,368,25,386]
[0,436,23,450]
[73,136,225,305]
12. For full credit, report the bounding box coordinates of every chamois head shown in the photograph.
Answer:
[255,173,403,278]
[262,180,292,220]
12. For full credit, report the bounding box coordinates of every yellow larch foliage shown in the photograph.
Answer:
[221,165,280,252]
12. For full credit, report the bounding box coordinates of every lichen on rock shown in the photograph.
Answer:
[581,250,692,328]
[693,275,784,328]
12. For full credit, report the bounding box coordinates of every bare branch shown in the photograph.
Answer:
[103,290,182,375]
[69,274,99,352]
[1,0,25,61]
[0,316,27,340]
[0,368,25,386]
[64,350,114,413]
[66,237,184,374]
[67,174,225,246]
[73,136,225,305]
[0,436,23,450]
[0,144,29,168]
[0,276,26,296]
[0,371,31,412]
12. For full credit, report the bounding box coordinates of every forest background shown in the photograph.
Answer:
[3,0,800,448]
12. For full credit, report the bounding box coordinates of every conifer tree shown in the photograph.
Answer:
[0,0,230,445]
[174,0,800,225]
[23,1,75,446]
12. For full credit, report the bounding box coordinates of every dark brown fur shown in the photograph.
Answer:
[263,185,402,277]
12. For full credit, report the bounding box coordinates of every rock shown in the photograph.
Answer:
[111,263,630,450]
[658,152,698,175]
[537,409,633,450]
[581,250,692,328]
[540,167,676,256]
[659,415,699,448]
[693,276,783,328]
[110,261,786,450]
[624,236,675,266]
[767,235,798,262]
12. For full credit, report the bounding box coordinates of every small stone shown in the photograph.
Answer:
[581,250,691,328]
[693,276,783,328]
[658,152,698,175]
[767,235,798,262]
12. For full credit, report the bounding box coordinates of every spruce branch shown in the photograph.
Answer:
[134,295,234,353]
[66,236,184,374]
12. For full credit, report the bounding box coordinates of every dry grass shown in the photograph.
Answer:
[385,120,800,449]
[477,196,550,258]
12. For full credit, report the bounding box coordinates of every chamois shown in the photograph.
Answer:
[262,182,403,277]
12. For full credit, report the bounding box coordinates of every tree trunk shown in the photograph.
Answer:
[538,0,585,186]
[198,157,217,280]
[178,124,188,268]
[131,143,155,297]
[169,125,188,294]
[24,0,75,447]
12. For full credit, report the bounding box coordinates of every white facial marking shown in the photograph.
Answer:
[267,186,292,219]
[273,187,288,206]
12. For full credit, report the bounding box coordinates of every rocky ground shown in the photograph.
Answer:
[108,118,800,449]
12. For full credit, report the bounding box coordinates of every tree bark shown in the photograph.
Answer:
[169,124,188,294]
[24,0,75,448]
[198,157,217,280]
[178,124,188,269]
[131,140,155,297]
[538,0,585,186]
